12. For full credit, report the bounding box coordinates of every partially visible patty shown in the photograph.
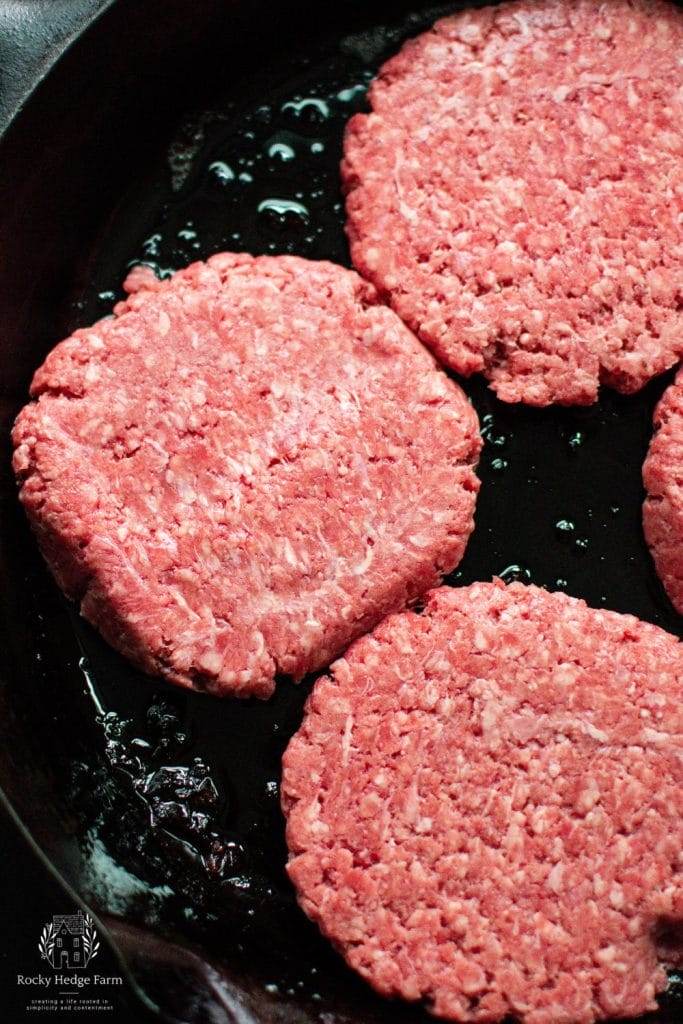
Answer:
[12,253,480,699]
[282,581,683,1023]
[343,0,683,406]
[643,366,683,614]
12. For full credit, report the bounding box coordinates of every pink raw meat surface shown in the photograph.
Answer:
[12,253,480,698]
[283,581,683,1023]
[643,365,683,614]
[343,0,683,406]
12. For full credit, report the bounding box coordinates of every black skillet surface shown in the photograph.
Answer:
[0,1,682,1022]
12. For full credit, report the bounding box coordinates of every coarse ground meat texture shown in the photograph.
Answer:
[342,0,683,406]
[643,366,683,614]
[12,253,480,699]
[282,581,683,1024]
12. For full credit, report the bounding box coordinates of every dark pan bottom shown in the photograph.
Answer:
[2,2,681,1021]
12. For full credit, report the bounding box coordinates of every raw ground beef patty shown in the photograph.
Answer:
[342,0,683,406]
[643,366,683,614]
[282,582,683,1023]
[12,253,480,698]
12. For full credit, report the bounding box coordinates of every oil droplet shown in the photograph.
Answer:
[208,161,235,186]
[490,457,508,473]
[499,564,532,584]
[310,141,325,154]
[568,431,585,451]
[254,104,272,125]
[177,225,199,252]
[281,97,330,128]
[98,290,116,307]
[555,578,569,589]
[238,171,254,184]
[142,233,162,258]
[267,141,296,162]
[126,259,174,280]
[574,537,589,554]
[337,83,367,104]
[481,413,508,449]
[555,519,575,540]
[258,198,310,234]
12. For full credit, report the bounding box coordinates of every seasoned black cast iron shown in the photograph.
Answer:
[0,1,681,1021]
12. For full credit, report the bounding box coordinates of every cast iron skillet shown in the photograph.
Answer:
[0,1,681,1021]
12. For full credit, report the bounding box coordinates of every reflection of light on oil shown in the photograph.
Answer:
[267,141,296,162]
[336,83,367,104]
[208,160,235,186]
[78,655,105,717]
[80,831,173,919]
[499,564,532,584]
[257,198,310,235]
[281,97,330,127]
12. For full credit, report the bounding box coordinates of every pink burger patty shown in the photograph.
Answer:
[12,253,480,698]
[282,581,683,1023]
[342,0,683,406]
[643,366,683,614]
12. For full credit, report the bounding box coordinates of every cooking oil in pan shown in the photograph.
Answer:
[21,5,680,1021]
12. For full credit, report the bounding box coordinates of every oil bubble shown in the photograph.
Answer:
[555,519,575,540]
[142,233,162,258]
[267,141,296,163]
[126,259,174,280]
[258,198,310,235]
[281,97,330,129]
[208,161,236,186]
[499,564,532,584]
[481,414,508,449]
[337,83,367,104]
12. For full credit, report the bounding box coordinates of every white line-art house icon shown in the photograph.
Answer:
[39,910,100,969]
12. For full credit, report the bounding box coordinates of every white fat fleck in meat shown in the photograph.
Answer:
[341,714,354,767]
[351,544,374,575]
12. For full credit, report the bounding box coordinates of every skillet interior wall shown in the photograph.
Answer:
[0,1,681,1022]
